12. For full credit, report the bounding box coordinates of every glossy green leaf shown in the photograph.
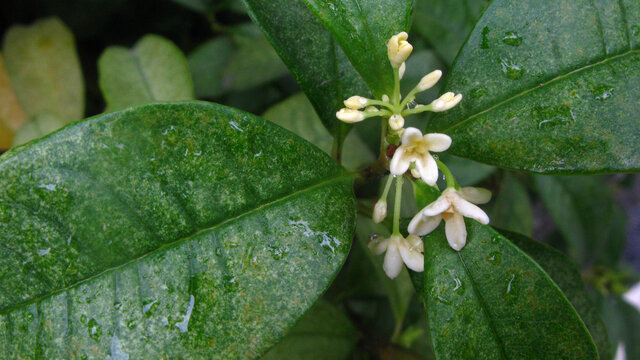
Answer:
[504,230,612,360]
[599,295,640,360]
[0,102,355,359]
[262,93,375,169]
[261,300,358,360]
[534,175,626,267]
[436,154,495,187]
[301,0,413,97]
[188,37,235,99]
[98,34,195,111]
[242,0,369,140]
[413,0,488,65]
[2,17,84,123]
[423,223,597,359]
[12,113,65,147]
[489,173,533,237]
[431,0,640,174]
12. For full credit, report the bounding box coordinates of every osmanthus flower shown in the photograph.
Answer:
[369,234,424,279]
[390,127,451,186]
[408,187,491,251]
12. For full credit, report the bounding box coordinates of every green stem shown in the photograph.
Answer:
[379,117,389,159]
[392,175,404,235]
[401,104,434,117]
[392,67,401,106]
[363,110,392,119]
[380,175,394,201]
[399,87,420,109]
[436,158,459,190]
[366,99,396,110]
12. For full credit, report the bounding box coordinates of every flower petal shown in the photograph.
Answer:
[422,195,451,217]
[401,127,423,144]
[390,147,411,175]
[368,237,389,255]
[406,234,424,252]
[416,153,438,186]
[451,195,490,224]
[399,241,424,272]
[383,242,403,279]
[459,187,492,204]
[408,212,442,236]
[445,213,467,251]
[424,133,452,152]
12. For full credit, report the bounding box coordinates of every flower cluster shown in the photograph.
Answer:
[337,32,491,279]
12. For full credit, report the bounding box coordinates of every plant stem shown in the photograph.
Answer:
[392,67,401,106]
[436,158,459,190]
[380,175,394,201]
[392,175,404,235]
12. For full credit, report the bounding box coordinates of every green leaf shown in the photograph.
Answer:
[413,0,488,66]
[262,93,375,169]
[599,295,640,360]
[301,0,413,97]
[188,37,235,99]
[489,173,533,237]
[2,17,84,123]
[12,113,65,147]
[431,0,640,174]
[261,300,358,360]
[423,223,597,359]
[98,34,195,111]
[242,0,369,140]
[0,54,27,132]
[504,230,612,360]
[533,175,626,267]
[0,102,355,359]
[436,153,495,187]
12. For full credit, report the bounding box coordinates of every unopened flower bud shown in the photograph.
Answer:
[411,168,420,179]
[431,92,463,112]
[399,62,406,80]
[336,108,365,123]
[382,94,390,103]
[389,114,405,130]
[418,70,442,91]
[364,106,379,112]
[373,201,387,223]
[387,32,413,68]
[344,96,368,110]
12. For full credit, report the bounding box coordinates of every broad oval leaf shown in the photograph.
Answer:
[301,0,413,97]
[98,34,195,111]
[423,222,597,359]
[0,102,355,359]
[432,0,640,174]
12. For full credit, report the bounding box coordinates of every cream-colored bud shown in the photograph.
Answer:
[418,70,442,91]
[344,96,368,110]
[411,168,420,178]
[387,32,413,68]
[382,94,390,103]
[389,114,405,130]
[336,108,365,123]
[431,92,463,112]
[373,201,387,223]
[399,62,406,80]
[364,106,379,112]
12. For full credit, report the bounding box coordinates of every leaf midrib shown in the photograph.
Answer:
[443,49,640,133]
[0,172,353,315]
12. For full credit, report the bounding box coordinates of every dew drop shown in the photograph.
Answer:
[80,314,87,324]
[487,251,502,265]
[506,274,516,295]
[502,31,522,46]
[113,301,122,311]
[127,320,136,329]
[498,57,525,80]
[469,86,487,100]
[452,277,465,295]
[481,26,491,49]
[142,299,158,316]
[632,25,640,36]
[532,104,576,129]
[267,245,289,260]
[490,235,500,244]
[87,318,102,342]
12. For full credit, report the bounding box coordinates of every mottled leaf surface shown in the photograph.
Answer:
[301,0,413,97]
[2,17,84,123]
[431,0,640,174]
[243,0,369,139]
[0,102,355,359]
[98,34,195,111]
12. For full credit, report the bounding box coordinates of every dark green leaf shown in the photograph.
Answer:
[489,173,533,237]
[98,34,195,111]
[188,37,235,99]
[242,0,368,140]
[504,230,612,360]
[534,175,626,267]
[2,17,84,123]
[423,223,597,359]
[599,295,640,360]
[436,154,495,187]
[431,0,640,174]
[0,102,355,359]
[413,0,488,65]
[261,300,358,360]
[301,0,413,97]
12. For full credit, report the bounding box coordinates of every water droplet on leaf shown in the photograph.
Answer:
[502,31,522,46]
[499,57,525,80]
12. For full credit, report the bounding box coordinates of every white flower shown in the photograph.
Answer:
[418,70,442,91]
[387,32,413,68]
[344,96,368,110]
[389,127,451,186]
[431,92,462,112]
[336,108,365,123]
[388,114,405,130]
[408,187,491,251]
[369,234,424,279]
[373,201,387,223]
[399,62,406,80]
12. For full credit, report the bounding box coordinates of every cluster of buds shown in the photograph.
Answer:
[337,32,491,279]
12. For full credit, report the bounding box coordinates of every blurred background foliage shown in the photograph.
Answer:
[0,0,639,358]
